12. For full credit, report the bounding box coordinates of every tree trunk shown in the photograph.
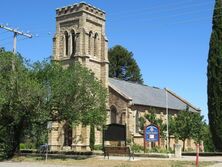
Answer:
[182,139,186,152]
[8,120,24,158]
[169,136,171,150]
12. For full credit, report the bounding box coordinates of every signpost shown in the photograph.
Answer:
[46,121,52,162]
[144,124,160,152]
[196,144,199,167]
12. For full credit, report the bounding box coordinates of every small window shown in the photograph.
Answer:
[71,30,76,55]
[110,106,117,124]
[88,31,92,55]
[135,111,140,133]
[64,31,69,56]
[94,33,98,57]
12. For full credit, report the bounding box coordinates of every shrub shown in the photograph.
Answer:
[94,144,103,150]
[131,144,143,153]
[19,143,26,150]
[146,146,173,153]
[19,143,35,150]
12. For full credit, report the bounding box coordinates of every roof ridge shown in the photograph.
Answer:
[109,77,160,90]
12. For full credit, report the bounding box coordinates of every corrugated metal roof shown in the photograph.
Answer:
[109,78,200,112]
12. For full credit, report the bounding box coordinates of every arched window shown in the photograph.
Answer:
[88,31,92,55]
[64,31,69,56]
[135,111,140,133]
[64,122,72,146]
[120,112,126,125]
[94,33,98,57]
[110,106,117,124]
[71,30,76,55]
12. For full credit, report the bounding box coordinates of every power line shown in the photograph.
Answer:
[108,7,215,25]
[0,34,13,42]
[107,14,220,33]
[167,13,221,26]
[0,30,9,35]
[0,36,32,48]
[108,0,214,17]
[108,3,215,24]
[0,31,53,47]
[106,5,220,30]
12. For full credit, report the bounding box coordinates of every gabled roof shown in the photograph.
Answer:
[109,78,200,112]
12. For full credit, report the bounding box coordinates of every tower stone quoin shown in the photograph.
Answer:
[49,2,109,151]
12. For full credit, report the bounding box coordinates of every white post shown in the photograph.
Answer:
[13,32,17,54]
[165,88,169,151]
[45,145,48,162]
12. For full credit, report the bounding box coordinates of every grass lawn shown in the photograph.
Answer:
[11,156,216,167]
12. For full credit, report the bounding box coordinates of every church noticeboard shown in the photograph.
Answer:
[144,124,160,152]
[145,125,159,142]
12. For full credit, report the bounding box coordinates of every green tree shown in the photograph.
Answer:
[0,52,107,158]
[138,117,146,131]
[202,124,215,152]
[33,61,107,151]
[33,61,107,126]
[0,51,47,158]
[144,110,166,138]
[168,116,177,148]
[108,45,143,84]
[174,111,205,151]
[174,111,192,151]
[191,113,205,145]
[207,0,222,151]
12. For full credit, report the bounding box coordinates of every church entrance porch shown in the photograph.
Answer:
[48,122,91,152]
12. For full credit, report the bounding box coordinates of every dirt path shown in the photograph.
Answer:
[0,156,221,167]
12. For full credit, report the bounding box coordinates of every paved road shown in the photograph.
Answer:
[100,155,222,163]
[211,163,222,167]
[0,156,221,167]
[0,162,71,167]
[174,155,222,162]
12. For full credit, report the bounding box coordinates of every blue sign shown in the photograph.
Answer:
[145,125,159,142]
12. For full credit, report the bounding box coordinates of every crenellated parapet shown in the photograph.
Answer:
[56,2,105,20]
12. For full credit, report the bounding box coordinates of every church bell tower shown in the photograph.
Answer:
[52,2,109,87]
[49,2,109,151]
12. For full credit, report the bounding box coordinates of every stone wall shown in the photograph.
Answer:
[108,88,198,151]
[108,87,130,123]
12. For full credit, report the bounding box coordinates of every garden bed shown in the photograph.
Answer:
[182,152,222,156]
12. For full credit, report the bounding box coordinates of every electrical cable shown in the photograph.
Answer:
[108,0,214,17]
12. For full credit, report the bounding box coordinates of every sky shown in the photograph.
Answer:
[0,0,215,122]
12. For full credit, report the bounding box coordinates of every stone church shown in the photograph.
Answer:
[48,2,200,151]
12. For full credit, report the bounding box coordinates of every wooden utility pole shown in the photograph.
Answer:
[0,24,32,54]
